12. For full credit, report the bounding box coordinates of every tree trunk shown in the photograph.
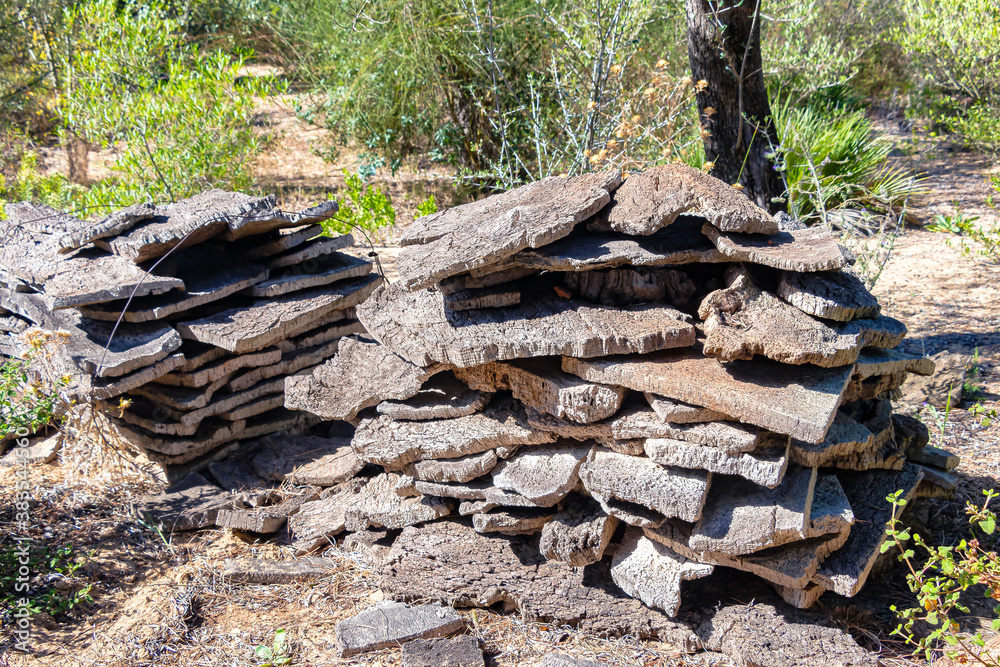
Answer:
[685,0,786,214]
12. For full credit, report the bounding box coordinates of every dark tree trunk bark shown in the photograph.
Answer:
[685,0,786,214]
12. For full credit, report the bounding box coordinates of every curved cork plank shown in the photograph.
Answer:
[357,282,696,369]
[562,347,852,444]
[777,270,880,322]
[589,164,778,236]
[396,171,622,290]
[377,372,491,421]
[702,223,849,272]
[243,252,371,298]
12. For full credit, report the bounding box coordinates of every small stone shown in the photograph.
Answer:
[334,601,465,657]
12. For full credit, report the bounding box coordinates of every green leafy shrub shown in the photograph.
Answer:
[323,170,396,238]
[1,332,69,439]
[415,194,438,218]
[884,489,1000,664]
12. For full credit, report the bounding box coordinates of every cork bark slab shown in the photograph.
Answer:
[237,224,322,260]
[220,394,285,421]
[812,466,924,597]
[579,449,711,522]
[287,480,367,554]
[284,336,446,421]
[843,370,909,402]
[790,411,876,467]
[156,347,282,388]
[352,397,556,471]
[853,347,936,378]
[251,433,363,484]
[699,269,864,367]
[539,495,619,567]
[133,472,240,531]
[688,466,820,555]
[220,200,338,242]
[501,217,728,272]
[644,436,789,488]
[644,393,729,424]
[79,256,269,322]
[377,372,492,421]
[563,347,852,444]
[403,450,499,484]
[696,603,877,667]
[839,315,908,350]
[91,353,186,400]
[472,507,557,535]
[380,520,701,649]
[609,403,783,454]
[220,557,342,584]
[411,479,544,508]
[225,339,341,393]
[135,372,233,411]
[491,441,592,505]
[276,316,363,355]
[562,267,699,310]
[245,252,371,298]
[335,601,465,658]
[344,473,453,531]
[56,201,158,253]
[98,191,279,263]
[590,165,777,236]
[438,267,538,295]
[0,315,29,334]
[358,282,696,369]
[208,458,270,492]
[395,171,622,290]
[58,312,183,378]
[646,520,850,590]
[702,223,849,272]
[455,358,627,424]
[216,490,319,533]
[443,284,521,312]
[610,528,714,617]
[177,275,380,353]
[777,270,881,322]
[263,233,356,270]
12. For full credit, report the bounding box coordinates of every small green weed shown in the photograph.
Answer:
[415,194,438,218]
[0,543,94,618]
[254,628,292,666]
[969,402,997,427]
[927,205,1000,263]
[324,170,396,237]
[883,489,1000,664]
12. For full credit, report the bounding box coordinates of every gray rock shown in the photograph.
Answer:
[335,601,465,657]
[401,636,484,667]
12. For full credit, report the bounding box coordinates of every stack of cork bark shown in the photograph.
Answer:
[0,190,380,480]
[284,165,951,619]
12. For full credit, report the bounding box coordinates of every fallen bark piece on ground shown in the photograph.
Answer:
[221,557,340,584]
[335,601,465,657]
[133,472,239,531]
[401,636,484,667]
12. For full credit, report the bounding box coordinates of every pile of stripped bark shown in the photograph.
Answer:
[0,191,380,480]
[275,164,957,632]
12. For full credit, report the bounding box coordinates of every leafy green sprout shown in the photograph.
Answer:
[1,544,94,618]
[254,628,292,666]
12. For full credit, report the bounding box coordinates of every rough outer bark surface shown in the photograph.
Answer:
[91,353,185,400]
[539,495,620,567]
[502,217,727,272]
[56,201,158,252]
[644,436,789,488]
[703,224,848,272]
[65,315,184,379]
[221,557,340,584]
[438,267,538,295]
[590,165,777,235]
[222,340,340,394]
[853,347,936,379]
[380,520,701,649]
[563,347,852,444]
[455,359,627,424]
[472,507,557,535]
[685,0,787,212]
[352,397,557,471]
[839,315,908,350]
[610,403,785,454]
[263,234,355,269]
[287,480,367,554]
[215,490,318,533]
[696,603,878,667]
[645,393,729,424]
[790,412,875,467]
[357,282,696,369]
[578,449,711,522]
[335,601,465,658]
[208,459,269,492]
[404,450,499,484]
[698,269,864,367]
[156,348,282,388]
[275,315,362,355]
[610,528,714,617]
[344,473,453,532]
[443,285,521,311]
[133,472,240,531]
[378,373,491,421]
[562,266,698,309]
[689,466,821,555]
[98,191,280,263]
[284,336,445,421]
[177,276,380,354]
[245,252,371,298]
[134,372,233,411]
[773,582,827,610]
[237,224,322,260]
[777,270,881,322]
[395,171,622,290]
[812,466,924,596]
[401,636,484,667]
[251,434,363,485]
[79,259,268,322]
[491,441,592,505]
